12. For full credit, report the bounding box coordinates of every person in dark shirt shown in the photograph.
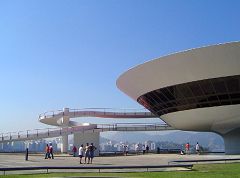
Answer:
[88,143,96,164]
[146,145,149,153]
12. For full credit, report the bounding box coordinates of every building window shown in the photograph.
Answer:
[137,75,240,116]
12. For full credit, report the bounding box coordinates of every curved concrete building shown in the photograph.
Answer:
[117,42,240,154]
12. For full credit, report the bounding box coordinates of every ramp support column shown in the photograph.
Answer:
[61,135,68,153]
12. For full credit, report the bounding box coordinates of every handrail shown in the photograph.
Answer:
[168,158,240,165]
[0,164,193,175]
[0,123,172,142]
[39,108,155,119]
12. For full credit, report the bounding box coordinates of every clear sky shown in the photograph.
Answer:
[0,0,240,133]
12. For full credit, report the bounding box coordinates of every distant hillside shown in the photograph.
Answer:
[100,136,114,143]
[101,131,224,151]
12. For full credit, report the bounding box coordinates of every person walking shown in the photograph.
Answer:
[49,143,54,159]
[123,145,128,156]
[135,144,139,155]
[45,144,50,159]
[72,145,77,157]
[196,142,200,154]
[125,145,129,156]
[146,145,149,154]
[185,143,190,155]
[79,144,84,164]
[142,145,146,155]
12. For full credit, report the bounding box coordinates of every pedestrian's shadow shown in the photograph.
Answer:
[84,163,113,165]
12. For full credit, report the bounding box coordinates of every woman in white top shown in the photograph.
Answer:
[84,143,90,164]
[196,142,200,155]
[79,144,84,164]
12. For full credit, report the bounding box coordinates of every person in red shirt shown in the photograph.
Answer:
[45,144,50,159]
[72,146,77,157]
[185,143,190,154]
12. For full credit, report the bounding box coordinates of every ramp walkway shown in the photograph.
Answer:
[0,123,173,143]
[0,108,173,143]
[39,108,157,127]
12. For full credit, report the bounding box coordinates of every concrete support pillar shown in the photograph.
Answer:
[61,135,68,153]
[73,132,100,156]
[57,108,70,126]
[222,128,240,154]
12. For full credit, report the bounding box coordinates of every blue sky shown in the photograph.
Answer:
[0,0,240,132]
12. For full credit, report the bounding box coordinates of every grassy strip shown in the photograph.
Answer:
[0,163,240,178]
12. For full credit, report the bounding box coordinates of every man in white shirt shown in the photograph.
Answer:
[196,142,200,155]
[79,144,84,164]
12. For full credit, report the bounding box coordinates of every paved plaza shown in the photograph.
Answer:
[0,153,240,168]
[1,153,240,175]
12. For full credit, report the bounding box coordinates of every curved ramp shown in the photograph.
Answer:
[0,123,173,143]
[39,108,158,127]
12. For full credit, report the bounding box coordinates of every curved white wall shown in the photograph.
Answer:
[161,104,240,134]
[117,42,240,100]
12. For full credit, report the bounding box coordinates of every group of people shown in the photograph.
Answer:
[44,142,96,164]
[73,143,97,164]
[135,144,150,155]
[181,142,200,155]
[142,145,150,154]
[45,143,54,159]
[119,144,151,156]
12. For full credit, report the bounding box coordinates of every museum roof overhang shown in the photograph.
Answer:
[117,42,240,102]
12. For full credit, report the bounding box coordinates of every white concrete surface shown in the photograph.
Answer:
[117,42,240,100]
[61,135,68,153]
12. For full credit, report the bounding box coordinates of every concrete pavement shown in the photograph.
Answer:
[0,153,240,175]
[0,153,240,167]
